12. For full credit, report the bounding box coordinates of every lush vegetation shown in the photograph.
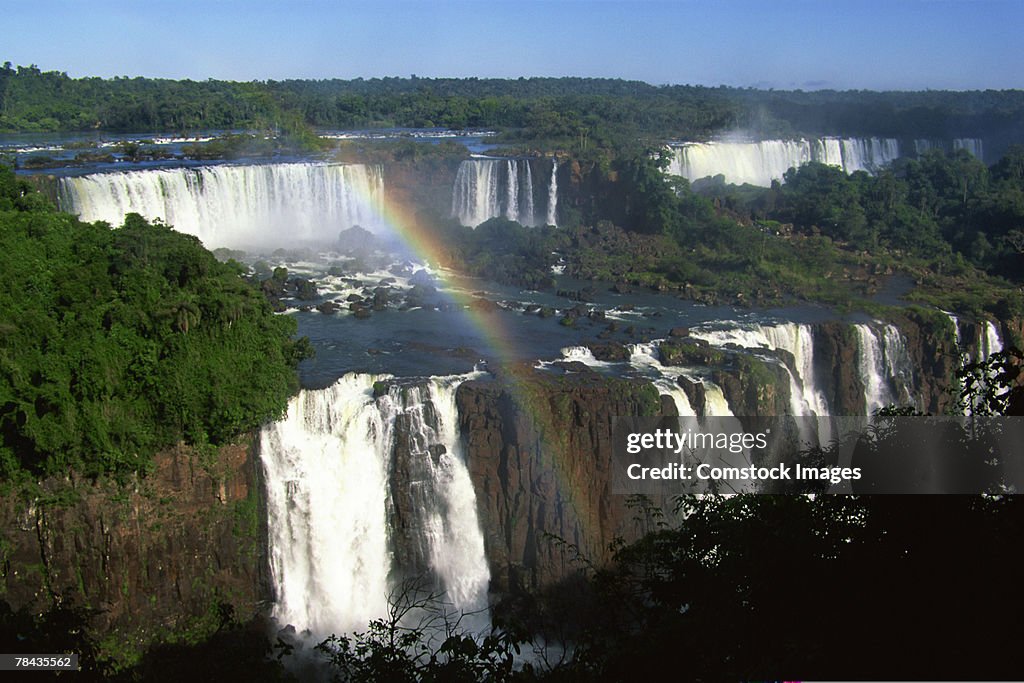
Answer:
[0,165,310,481]
[3,350,1019,680]
[3,61,1024,680]
[414,142,1020,318]
[679,147,1024,315]
[707,147,1024,277]
[535,493,1023,680]
[3,61,1022,317]
[3,62,1023,146]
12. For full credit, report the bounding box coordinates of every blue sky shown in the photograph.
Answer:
[6,0,1021,90]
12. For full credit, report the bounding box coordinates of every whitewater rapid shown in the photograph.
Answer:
[58,162,385,249]
[452,157,559,227]
[259,371,490,639]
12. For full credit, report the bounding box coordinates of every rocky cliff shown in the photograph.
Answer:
[814,321,870,415]
[887,309,962,414]
[812,311,961,415]
[0,440,268,668]
[455,369,664,595]
[451,313,971,595]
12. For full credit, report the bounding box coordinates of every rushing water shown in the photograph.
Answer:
[58,162,385,249]
[667,137,902,186]
[451,157,558,226]
[260,371,489,639]
[855,324,893,415]
[42,157,958,641]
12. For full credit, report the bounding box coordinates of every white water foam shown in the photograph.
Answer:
[259,371,489,639]
[59,162,385,249]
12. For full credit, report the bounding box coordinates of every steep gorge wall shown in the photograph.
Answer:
[453,312,971,596]
[812,312,960,415]
[455,371,665,595]
[886,309,963,414]
[0,310,997,652]
[0,441,268,662]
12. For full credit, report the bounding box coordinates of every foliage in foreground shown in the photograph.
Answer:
[314,579,524,683]
[0,165,310,480]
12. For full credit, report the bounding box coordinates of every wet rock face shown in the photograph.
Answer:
[814,321,869,415]
[677,375,707,415]
[388,397,449,578]
[450,315,970,596]
[0,441,267,652]
[890,310,960,415]
[455,371,665,595]
[811,313,959,416]
[711,354,792,420]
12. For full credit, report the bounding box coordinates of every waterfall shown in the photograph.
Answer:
[854,324,893,415]
[946,313,1004,364]
[881,324,915,406]
[259,372,489,639]
[981,321,1003,361]
[667,139,812,187]
[702,383,734,418]
[815,138,844,167]
[546,158,558,227]
[942,312,1005,415]
[58,162,385,249]
[522,161,535,227]
[953,138,984,160]
[627,341,727,417]
[839,138,901,173]
[667,137,901,187]
[556,345,610,368]
[505,159,519,222]
[914,139,936,156]
[689,323,830,420]
[452,159,501,227]
[534,345,615,371]
[452,158,554,227]
[914,139,984,160]
[626,340,764,474]
[943,310,963,349]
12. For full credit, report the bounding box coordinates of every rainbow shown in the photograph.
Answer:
[366,177,618,562]
[62,157,629,561]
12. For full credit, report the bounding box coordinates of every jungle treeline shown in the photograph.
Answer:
[2,62,1023,143]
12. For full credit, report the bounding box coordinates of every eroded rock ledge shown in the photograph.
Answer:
[456,370,665,595]
[0,440,268,664]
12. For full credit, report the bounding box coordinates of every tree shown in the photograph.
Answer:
[0,166,309,479]
[314,578,524,683]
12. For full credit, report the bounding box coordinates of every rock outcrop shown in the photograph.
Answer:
[814,321,869,415]
[887,309,961,414]
[711,354,792,420]
[455,371,664,595]
[0,441,268,664]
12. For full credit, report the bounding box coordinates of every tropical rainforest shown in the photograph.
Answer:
[0,165,311,481]
[3,62,1024,144]
[2,63,1024,681]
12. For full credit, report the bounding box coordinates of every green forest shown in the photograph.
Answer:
[3,62,1024,144]
[0,165,310,481]
[3,62,1024,483]
[690,147,1024,312]
[433,143,1024,324]
[2,61,1024,680]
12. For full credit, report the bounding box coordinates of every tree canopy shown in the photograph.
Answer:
[3,63,1023,146]
[0,164,310,480]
